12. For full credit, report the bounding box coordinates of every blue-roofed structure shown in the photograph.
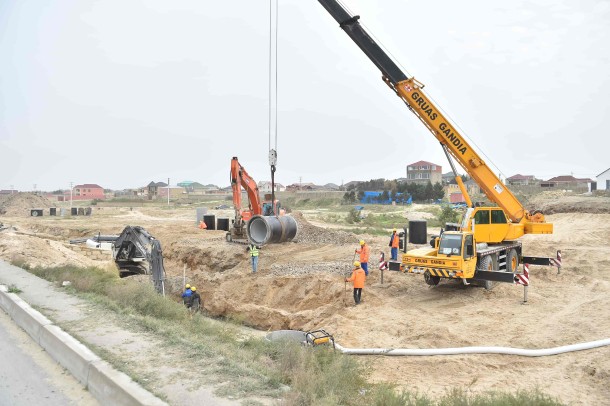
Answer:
[359,191,411,205]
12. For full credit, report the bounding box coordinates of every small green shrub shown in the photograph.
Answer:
[8,284,22,293]
[346,207,361,224]
[437,205,460,227]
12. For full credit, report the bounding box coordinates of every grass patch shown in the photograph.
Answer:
[13,261,565,405]
[282,196,343,210]
[7,284,22,293]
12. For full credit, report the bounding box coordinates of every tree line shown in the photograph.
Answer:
[343,178,446,204]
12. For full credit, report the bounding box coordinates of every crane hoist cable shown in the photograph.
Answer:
[268,0,278,214]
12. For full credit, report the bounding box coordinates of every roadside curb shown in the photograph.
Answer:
[0,285,167,406]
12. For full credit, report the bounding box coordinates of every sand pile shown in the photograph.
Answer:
[528,194,610,215]
[0,193,56,217]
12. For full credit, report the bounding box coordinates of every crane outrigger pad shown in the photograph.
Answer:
[521,256,554,266]
[471,270,516,284]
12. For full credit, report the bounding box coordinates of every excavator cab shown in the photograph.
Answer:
[262,200,282,216]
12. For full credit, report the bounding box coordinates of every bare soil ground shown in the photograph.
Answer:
[1,192,609,404]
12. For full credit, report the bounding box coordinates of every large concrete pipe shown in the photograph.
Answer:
[247,215,298,245]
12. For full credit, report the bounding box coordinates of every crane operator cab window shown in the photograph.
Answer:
[439,233,462,256]
[471,208,509,243]
[490,209,507,224]
[474,209,490,225]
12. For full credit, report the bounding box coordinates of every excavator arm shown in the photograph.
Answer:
[230,157,263,240]
[317,0,551,233]
[230,157,262,217]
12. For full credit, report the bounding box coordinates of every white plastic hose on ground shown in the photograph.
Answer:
[334,338,610,357]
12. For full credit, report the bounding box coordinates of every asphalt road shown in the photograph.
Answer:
[0,308,98,406]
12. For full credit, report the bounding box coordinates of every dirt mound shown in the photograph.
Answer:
[527,193,610,215]
[292,211,357,244]
[0,193,56,217]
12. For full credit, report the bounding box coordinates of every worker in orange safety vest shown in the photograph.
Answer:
[389,228,399,260]
[199,220,207,230]
[355,239,370,276]
[345,261,366,305]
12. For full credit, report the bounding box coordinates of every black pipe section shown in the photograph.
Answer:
[247,215,298,245]
[317,0,408,84]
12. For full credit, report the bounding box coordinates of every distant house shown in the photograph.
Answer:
[541,175,592,190]
[441,172,455,184]
[596,168,610,190]
[257,181,286,193]
[113,189,139,197]
[406,161,442,184]
[158,186,184,199]
[506,174,538,186]
[443,178,479,200]
[72,184,105,201]
[286,183,315,192]
[147,181,168,199]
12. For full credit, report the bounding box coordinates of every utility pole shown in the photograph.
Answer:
[10,185,14,194]
[167,178,170,207]
[70,182,73,209]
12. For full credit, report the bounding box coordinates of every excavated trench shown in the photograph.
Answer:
[161,215,361,331]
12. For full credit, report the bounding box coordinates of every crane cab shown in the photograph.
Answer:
[459,207,525,243]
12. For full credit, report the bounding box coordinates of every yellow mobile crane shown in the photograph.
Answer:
[317,0,556,288]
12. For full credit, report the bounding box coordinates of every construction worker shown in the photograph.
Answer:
[190,286,201,315]
[247,243,260,273]
[181,284,193,308]
[355,240,370,276]
[198,220,207,230]
[345,261,366,305]
[389,229,399,260]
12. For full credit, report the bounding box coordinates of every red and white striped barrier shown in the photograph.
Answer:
[516,263,529,286]
[549,250,562,269]
[379,252,388,271]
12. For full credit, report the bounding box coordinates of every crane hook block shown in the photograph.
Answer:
[269,149,277,166]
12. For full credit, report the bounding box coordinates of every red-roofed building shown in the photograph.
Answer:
[540,176,592,190]
[506,174,538,186]
[72,184,105,200]
[406,161,442,184]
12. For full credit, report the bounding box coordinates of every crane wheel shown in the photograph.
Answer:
[477,255,495,290]
[424,271,440,286]
[506,248,519,273]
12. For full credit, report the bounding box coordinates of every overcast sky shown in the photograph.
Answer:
[1,0,608,191]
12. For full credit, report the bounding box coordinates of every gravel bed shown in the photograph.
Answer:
[268,261,353,277]
[292,212,357,245]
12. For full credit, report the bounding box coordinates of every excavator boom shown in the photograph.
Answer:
[230,156,262,216]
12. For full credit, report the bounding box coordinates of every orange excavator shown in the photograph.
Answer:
[228,156,283,242]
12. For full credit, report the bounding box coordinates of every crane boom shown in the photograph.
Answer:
[316,0,556,289]
[317,0,533,225]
